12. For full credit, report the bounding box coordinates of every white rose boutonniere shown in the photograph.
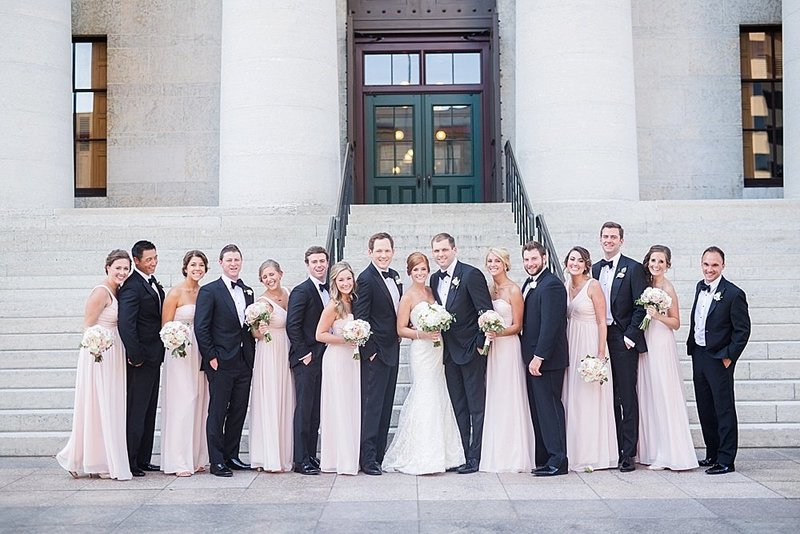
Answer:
[394,276,402,286]
[616,267,627,279]
[244,288,253,296]
[451,277,460,289]
[713,292,722,301]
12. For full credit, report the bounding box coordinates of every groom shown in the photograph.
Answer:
[429,233,493,474]
[355,232,402,475]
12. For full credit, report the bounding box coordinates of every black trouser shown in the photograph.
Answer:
[607,323,639,460]
[360,357,399,466]
[126,362,160,468]
[692,346,738,465]
[526,367,567,469]
[291,361,321,464]
[444,355,487,462]
[205,351,252,465]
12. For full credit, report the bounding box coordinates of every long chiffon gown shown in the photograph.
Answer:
[383,302,464,474]
[637,318,699,470]
[319,315,361,475]
[249,297,295,472]
[480,299,536,472]
[563,279,618,471]
[56,286,132,480]
[160,304,209,475]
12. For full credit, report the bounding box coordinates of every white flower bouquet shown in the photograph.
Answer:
[635,287,673,330]
[478,309,505,353]
[80,325,114,363]
[244,301,272,342]
[160,321,192,358]
[578,354,609,385]
[342,319,372,360]
[415,303,455,347]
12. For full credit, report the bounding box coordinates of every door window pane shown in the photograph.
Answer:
[365,54,420,86]
[425,53,481,85]
[432,105,472,176]
[375,106,414,176]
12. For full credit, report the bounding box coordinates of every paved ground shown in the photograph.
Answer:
[1,450,799,533]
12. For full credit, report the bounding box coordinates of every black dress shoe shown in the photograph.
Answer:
[446,464,464,473]
[361,463,382,476]
[533,464,567,476]
[293,462,320,475]
[706,463,735,475]
[309,456,320,469]
[619,457,636,472]
[225,458,251,471]
[130,466,145,477]
[210,463,233,477]
[138,463,160,472]
[698,458,716,467]
[457,459,479,474]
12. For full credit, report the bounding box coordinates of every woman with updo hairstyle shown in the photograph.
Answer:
[159,249,210,477]
[383,252,464,475]
[479,247,536,473]
[249,259,295,472]
[57,249,133,480]
[637,245,697,470]
[315,261,361,474]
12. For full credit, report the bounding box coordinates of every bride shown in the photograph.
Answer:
[382,252,464,475]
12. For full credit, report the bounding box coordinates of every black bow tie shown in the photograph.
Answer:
[318,282,329,292]
[597,259,614,270]
[230,279,245,290]
[699,282,712,292]
[437,271,449,281]
[381,271,393,280]
[148,276,158,286]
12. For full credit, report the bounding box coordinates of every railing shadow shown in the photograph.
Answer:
[326,142,354,263]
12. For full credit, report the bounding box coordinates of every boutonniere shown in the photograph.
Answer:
[451,277,460,288]
[616,267,627,279]
[713,292,722,301]
[244,288,253,296]
[394,276,402,286]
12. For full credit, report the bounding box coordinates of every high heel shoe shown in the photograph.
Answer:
[176,471,192,477]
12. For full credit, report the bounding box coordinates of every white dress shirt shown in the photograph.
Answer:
[133,266,161,306]
[374,262,400,313]
[222,274,246,326]
[694,277,722,347]
[437,260,458,306]
[311,276,330,306]
[522,269,545,300]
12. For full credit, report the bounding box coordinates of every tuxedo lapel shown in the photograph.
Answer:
[610,257,627,304]
[134,271,160,305]
[218,278,239,322]
[445,262,462,310]
[430,273,441,304]
[689,281,703,331]
[369,263,395,312]
[706,277,726,320]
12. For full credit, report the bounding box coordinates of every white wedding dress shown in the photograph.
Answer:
[383,302,465,475]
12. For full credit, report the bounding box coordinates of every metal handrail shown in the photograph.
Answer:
[326,142,355,263]
[503,141,564,281]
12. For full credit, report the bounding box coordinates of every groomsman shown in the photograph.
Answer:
[520,241,569,476]
[591,222,647,472]
[286,246,329,475]
[429,233,493,474]
[688,246,751,475]
[355,232,402,475]
[195,244,255,477]
[118,240,164,477]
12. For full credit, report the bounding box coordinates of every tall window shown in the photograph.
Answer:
[741,27,782,187]
[73,38,107,196]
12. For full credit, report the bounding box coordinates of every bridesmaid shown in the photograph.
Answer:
[57,249,133,480]
[562,246,618,471]
[315,261,361,475]
[637,245,698,470]
[160,250,210,477]
[480,247,536,473]
[249,260,295,472]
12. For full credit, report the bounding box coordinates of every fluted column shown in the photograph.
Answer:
[515,0,639,201]
[0,1,73,209]
[784,2,800,199]
[218,0,341,207]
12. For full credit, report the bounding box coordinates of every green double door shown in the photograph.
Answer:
[366,93,482,204]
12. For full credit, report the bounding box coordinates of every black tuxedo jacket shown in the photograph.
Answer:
[194,277,256,371]
[591,254,648,353]
[686,276,751,361]
[286,277,327,369]
[519,269,569,371]
[354,263,402,366]
[118,270,165,367]
[430,260,493,365]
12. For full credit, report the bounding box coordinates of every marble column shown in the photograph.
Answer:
[218,0,342,207]
[784,2,800,199]
[0,1,73,209]
[515,0,639,201]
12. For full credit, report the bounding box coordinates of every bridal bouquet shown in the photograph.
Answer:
[80,325,114,363]
[160,321,192,358]
[478,309,505,354]
[342,319,372,360]
[635,287,672,330]
[416,303,455,347]
[244,301,272,342]
[578,354,609,385]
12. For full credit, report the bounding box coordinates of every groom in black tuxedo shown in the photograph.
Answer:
[520,241,569,476]
[429,233,493,474]
[355,232,402,476]
[286,245,330,475]
[591,221,647,472]
[688,246,751,475]
[118,240,164,477]
[195,244,255,477]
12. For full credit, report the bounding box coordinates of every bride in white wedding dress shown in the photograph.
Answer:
[382,252,464,475]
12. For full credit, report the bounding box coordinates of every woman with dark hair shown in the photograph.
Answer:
[160,250,210,477]
[562,246,618,471]
[57,249,133,480]
[637,246,697,470]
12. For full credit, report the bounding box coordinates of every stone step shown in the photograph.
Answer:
[686,400,800,424]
